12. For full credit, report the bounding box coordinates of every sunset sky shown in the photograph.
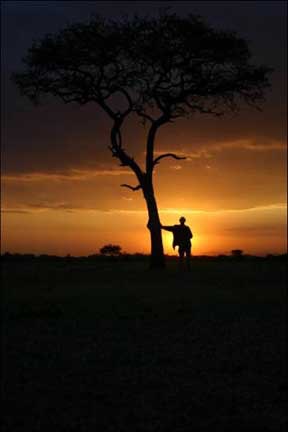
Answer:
[1,1,287,256]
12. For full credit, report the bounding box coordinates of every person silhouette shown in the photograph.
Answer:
[161,217,193,270]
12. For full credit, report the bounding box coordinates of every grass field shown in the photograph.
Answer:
[1,258,287,431]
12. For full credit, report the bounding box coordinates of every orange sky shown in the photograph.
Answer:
[2,121,287,256]
[1,1,287,256]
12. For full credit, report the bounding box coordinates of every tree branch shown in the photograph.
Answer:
[184,100,224,117]
[97,98,118,119]
[120,183,142,191]
[118,88,133,117]
[109,119,144,184]
[135,109,155,123]
[146,114,170,175]
[153,153,186,166]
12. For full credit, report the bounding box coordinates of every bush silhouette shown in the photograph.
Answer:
[231,249,244,258]
[100,244,122,257]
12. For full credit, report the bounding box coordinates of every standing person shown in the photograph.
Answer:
[161,217,193,270]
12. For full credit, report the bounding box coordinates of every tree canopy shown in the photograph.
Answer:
[13,12,271,122]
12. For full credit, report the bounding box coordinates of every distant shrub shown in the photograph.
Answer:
[231,249,244,258]
[99,244,122,257]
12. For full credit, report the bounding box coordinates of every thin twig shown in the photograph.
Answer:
[153,153,186,166]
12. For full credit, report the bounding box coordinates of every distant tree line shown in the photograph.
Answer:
[1,251,287,263]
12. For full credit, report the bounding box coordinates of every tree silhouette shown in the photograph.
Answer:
[231,249,244,258]
[12,12,272,268]
[100,244,122,256]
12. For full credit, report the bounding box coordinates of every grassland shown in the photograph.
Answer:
[1,257,287,431]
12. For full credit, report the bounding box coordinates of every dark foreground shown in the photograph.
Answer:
[1,258,287,431]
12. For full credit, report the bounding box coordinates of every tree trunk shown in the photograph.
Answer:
[109,117,167,268]
[143,184,165,269]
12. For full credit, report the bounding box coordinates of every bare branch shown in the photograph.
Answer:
[97,98,118,119]
[153,153,186,166]
[146,114,171,174]
[109,119,144,184]
[120,183,142,191]
[135,109,155,123]
[184,100,224,117]
[118,88,133,116]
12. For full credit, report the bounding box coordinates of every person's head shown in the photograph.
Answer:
[179,216,186,225]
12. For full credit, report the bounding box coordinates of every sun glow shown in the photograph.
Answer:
[1,202,286,256]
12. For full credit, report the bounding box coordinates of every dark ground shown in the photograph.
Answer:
[1,257,287,431]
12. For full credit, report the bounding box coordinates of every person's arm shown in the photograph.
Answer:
[188,227,193,239]
[161,225,175,232]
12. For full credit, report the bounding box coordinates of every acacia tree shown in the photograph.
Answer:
[100,244,122,256]
[12,12,271,268]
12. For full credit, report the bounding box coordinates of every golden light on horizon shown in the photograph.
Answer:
[1,131,286,257]
[1,201,286,256]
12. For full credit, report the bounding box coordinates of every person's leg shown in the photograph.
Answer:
[185,246,191,270]
[178,247,184,271]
